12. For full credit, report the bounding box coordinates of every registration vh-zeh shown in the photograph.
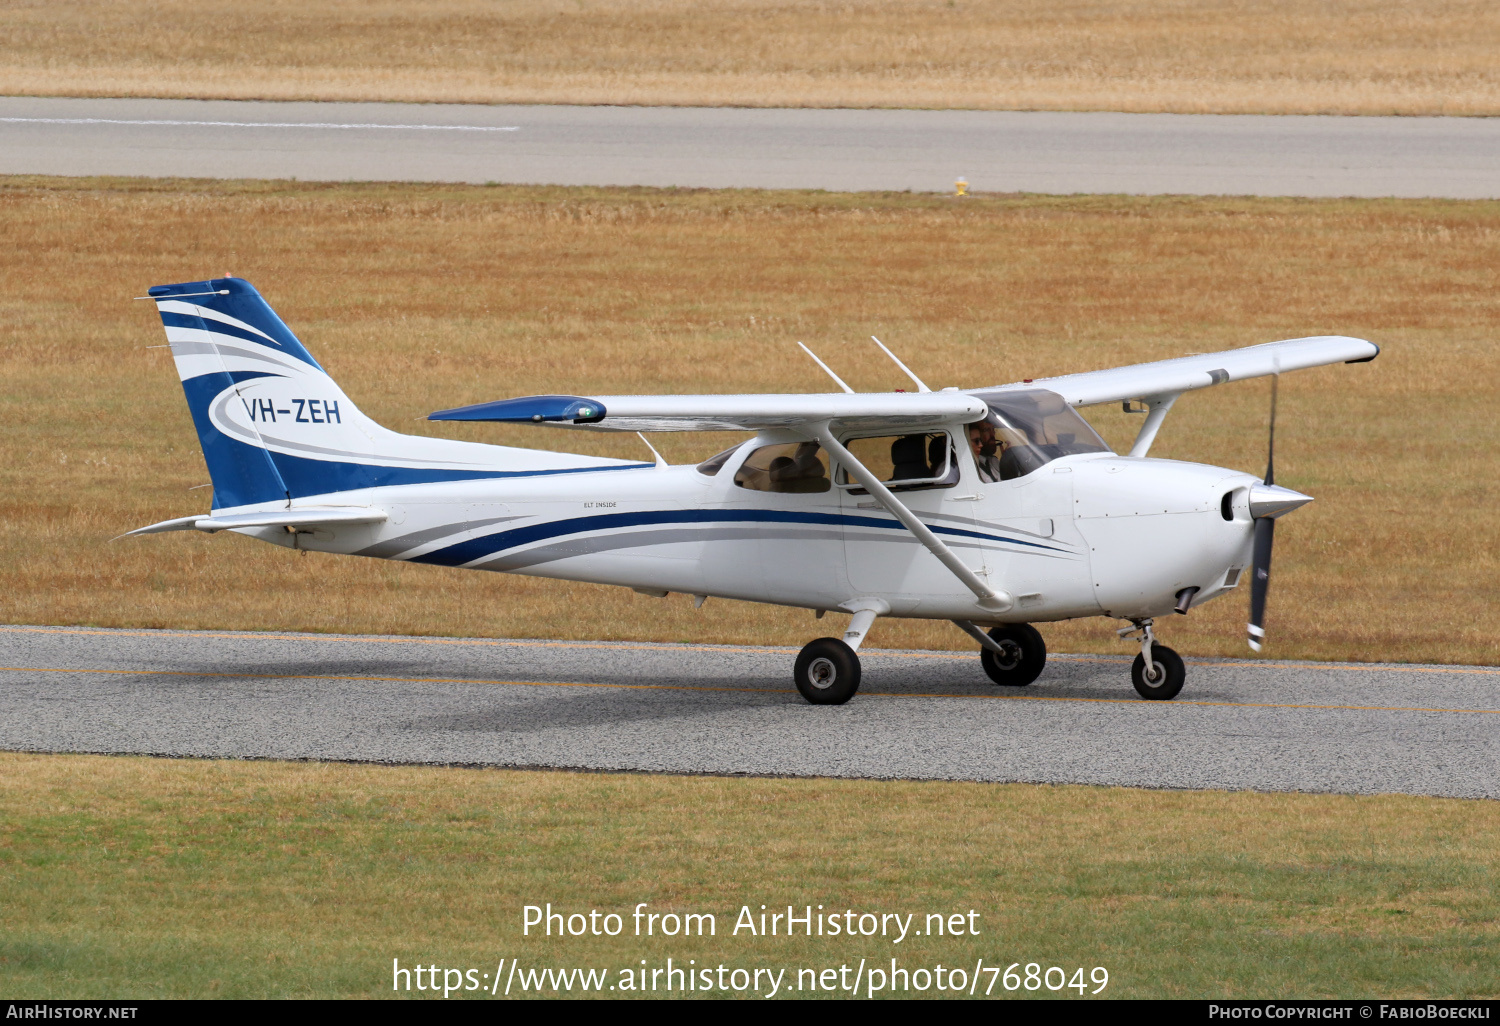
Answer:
[129,278,1379,704]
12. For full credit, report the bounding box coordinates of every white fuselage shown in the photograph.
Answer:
[237,435,1261,625]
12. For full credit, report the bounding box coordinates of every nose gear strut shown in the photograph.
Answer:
[1118,618,1160,682]
[1118,617,1187,700]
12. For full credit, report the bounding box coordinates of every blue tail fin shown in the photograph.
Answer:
[150,277,641,511]
[151,277,321,509]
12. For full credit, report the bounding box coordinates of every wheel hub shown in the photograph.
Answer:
[994,640,1022,671]
[807,656,837,690]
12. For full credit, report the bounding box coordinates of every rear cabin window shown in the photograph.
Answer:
[733,441,831,493]
[696,444,744,476]
[837,432,958,493]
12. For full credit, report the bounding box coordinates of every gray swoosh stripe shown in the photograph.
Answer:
[354,516,525,559]
[868,505,1061,543]
[246,420,492,467]
[252,431,486,467]
[840,530,1074,561]
[206,383,509,469]
[172,340,294,369]
[848,531,1074,559]
[464,524,1056,572]
[209,389,265,446]
[473,525,845,571]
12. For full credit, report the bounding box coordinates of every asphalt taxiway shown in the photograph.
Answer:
[4,96,1499,197]
[3,625,1495,798]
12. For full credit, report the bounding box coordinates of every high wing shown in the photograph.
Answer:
[431,336,1376,433]
[988,335,1378,408]
[430,391,988,433]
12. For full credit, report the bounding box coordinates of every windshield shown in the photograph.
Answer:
[967,388,1112,480]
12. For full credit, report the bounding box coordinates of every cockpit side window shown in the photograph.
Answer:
[836,432,959,493]
[733,441,831,493]
[967,388,1112,481]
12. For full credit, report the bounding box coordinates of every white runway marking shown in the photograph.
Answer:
[0,117,519,132]
[6,96,1498,196]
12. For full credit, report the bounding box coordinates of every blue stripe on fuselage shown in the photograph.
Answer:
[410,508,1067,567]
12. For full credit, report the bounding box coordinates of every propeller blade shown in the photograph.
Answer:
[1247,506,1275,651]
[1248,370,1281,652]
[1264,372,1279,486]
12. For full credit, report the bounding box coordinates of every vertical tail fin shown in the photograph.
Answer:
[152,277,329,509]
[150,277,639,511]
[152,277,388,509]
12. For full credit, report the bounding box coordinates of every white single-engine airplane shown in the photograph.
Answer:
[130,278,1378,704]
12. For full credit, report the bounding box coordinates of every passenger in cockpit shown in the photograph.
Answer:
[767,442,829,492]
[889,435,931,480]
[968,421,1004,483]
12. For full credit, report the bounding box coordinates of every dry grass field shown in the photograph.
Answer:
[2,753,1497,998]
[1,176,1497,665]
[2,0,1499,116]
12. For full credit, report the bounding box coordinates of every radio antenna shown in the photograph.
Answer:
[797,342,855,393]
[871,336,931,392]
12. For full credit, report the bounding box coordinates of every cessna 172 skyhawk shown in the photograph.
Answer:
[130,278,1378,704]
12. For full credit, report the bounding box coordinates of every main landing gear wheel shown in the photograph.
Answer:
[980,623,1047,687]
[1132,645,1185,700]
[794,637,861,705]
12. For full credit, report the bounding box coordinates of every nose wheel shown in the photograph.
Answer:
[1121,618,1186,700]
[794,638,861,705]
[1132,647,1185,700]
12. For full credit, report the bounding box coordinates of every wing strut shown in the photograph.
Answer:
[814,426,1013,613]
[1126,392,1180,457]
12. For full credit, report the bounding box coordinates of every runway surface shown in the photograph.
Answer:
[3,624,1496,799]
[4,96,1500,198]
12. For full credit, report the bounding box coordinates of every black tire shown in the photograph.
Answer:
[980,623,1047,687]
[1132,644,1186,700]
[794,637,861,705]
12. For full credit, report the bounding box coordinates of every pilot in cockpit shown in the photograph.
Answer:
[968,421,1004,483]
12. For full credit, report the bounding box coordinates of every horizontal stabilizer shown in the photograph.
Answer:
[991,335,1380,408]
[430,391,988,433]
[123,507,387,537]
[122,515,206,536]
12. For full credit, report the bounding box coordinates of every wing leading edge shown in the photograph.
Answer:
[987,335,1379,408]
[430,391,989,433]
[430,336,1377,433]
